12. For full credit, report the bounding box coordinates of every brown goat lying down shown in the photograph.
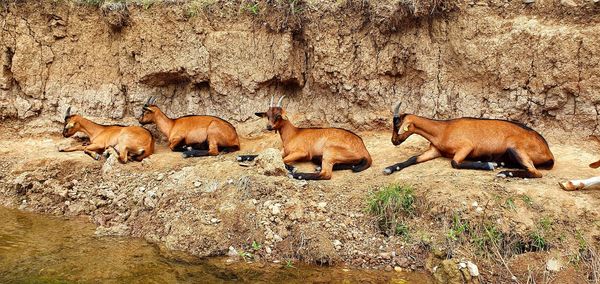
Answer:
[138,97,240,157]
[559,136,600,190]
[59,107,154,163]
[384,103,554,178]
[250,95,372,180]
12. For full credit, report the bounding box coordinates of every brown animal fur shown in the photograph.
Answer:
[138,100,239,157]
[384,105,554,178]
[60,111,154,163]
[254,96,372,180]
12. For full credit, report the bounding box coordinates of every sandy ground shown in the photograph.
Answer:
[0,122,599,283]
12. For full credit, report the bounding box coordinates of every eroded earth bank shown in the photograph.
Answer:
[1,0,600,283]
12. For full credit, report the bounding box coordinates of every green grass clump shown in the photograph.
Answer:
[446,213,469,241]
[366,184,415,237]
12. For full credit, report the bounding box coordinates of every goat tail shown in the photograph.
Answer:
[352,155,372,173]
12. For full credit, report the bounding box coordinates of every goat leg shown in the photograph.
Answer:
[383,156,418,175]
[182,150,209,158]
[451,160,495,170]
[496,148,543,178]
[237,155,258,162]
[384,146,441,175]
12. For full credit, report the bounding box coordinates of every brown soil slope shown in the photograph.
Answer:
[1,122,599,283]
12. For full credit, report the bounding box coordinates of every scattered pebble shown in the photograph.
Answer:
[227,246,238,257]
[467,261,479,277]
[546,258,562,272]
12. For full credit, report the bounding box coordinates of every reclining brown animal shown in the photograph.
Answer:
[250,95,372,180]
[59,107,154,163]
[138,97,240,157]
[384,102,555,178]
[560,136,600,190]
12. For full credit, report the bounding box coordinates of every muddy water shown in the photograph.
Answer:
[0,206,432,283]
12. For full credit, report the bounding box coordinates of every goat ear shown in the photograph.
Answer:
[255,112,267,117]
[403,124,410,132]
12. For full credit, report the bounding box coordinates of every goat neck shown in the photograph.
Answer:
[278,119,298,145]
[75,116,106,140]
[410,115,447,146]
[153,108,175,137]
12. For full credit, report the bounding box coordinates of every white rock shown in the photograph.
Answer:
[546,258,562,272]
[467,261,479,277]
[333,239,343,247]
[211,218,220,224]
[194,181,202,187]
[227,246,238,257]
[317,202,327,211]
[471,201,478,207]
[458,262,467,269]
[265,247,272,254]
[156,173,164,181]
[271,204,281,215]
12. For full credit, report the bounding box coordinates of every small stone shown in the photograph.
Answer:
[333,239,343,248]
[471,201,478,207]
[560,0,577,6]
[271,204,281,215]
[467,261,479,277]
[475,207,484,214]
[523,0,535,3]
[379,252,392,259]
[384,265,393,272]
[227,246,238,257]
[156,173,164,181]
[317,202,327,210]
[458,262,467,269]
[546,258,562,272]
[194,181,202,187]
[394,266,403,272]
[211,218,220,224]
[265,247,272,254]
[397,257,410,268]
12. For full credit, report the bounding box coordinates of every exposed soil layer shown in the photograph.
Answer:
[1,1,600,134]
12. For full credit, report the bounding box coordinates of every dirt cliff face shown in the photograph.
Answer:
[1,0,599,135]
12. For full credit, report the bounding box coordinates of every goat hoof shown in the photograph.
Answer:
[315,166,322,172]
[383,168,392,175]
[559,181,575,191]
[497,171,514,178]
[486,162,496,170]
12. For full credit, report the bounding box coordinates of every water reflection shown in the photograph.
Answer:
[0,207,431,283]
